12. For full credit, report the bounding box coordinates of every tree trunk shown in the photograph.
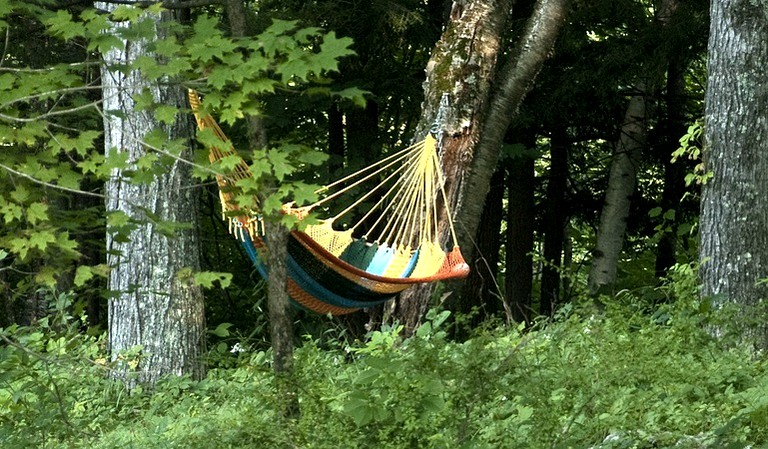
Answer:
[700,0,768,348]
[654,36,687,279]
[540,128,569,315]
[588,88,646,296]
[327,102,345,176]
[452,168,505,324]
[505,152,536,324]
[389,0,570,332]
[100,5,206,386]
[264,219,299,418]
[387,0,513,333]
[224,0,298,414]
[588,0,682,295]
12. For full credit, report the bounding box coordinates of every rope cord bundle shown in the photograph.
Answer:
[189,90,469,315]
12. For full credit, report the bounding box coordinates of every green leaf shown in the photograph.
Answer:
[193,271,233,289]
[10,185,30,203]
[334,87,368,108]
[211,322,233,338]
[26,202,49,225]
[267,149,293,181]
[44,10,85,40]
[315,31,355,73]
[0,198,23,223]
[29,230,56,251]
[74,266,94,287]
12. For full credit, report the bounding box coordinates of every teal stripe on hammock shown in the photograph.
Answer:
[400,248,419,277]
[287,234,398,301]
[339,238,378,269]
[241,233,269,279]
[287,253,393,309]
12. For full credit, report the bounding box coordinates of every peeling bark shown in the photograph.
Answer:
[389,0,571,332]
[387,0,512,333]
[99,5,206,385]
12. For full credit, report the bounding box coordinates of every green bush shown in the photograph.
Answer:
[3,277,768,448]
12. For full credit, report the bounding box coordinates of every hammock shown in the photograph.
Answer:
[188,91,469,315]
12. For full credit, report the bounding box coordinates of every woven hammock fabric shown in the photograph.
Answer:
[188,90,469,315]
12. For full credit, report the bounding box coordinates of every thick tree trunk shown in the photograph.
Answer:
[387,0,512,333]
[100,7,206,385]
[540,128,569,315]
[700,0,768,348]
[390,0,570,332]
[505,153,536,324]
[588,89,646,296]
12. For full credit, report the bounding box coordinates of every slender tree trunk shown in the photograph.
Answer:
[654,45,687,278]
[390,0,570,332]
[99,6,206,385]
[263,219,298,417]
[346,100,380,168]
[587,88,647,296]
[700,0,768,348]
[327,102,345,176]
[505,152,536,324]
[540,128,569,315]
[224,0,298,414]
[452,168,505,324]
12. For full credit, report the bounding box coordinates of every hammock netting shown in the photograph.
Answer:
[189,91,469,315]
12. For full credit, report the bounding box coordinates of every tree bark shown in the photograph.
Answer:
[389,0,570,332]
[452,168,505,324]
[99,6,206,385]
[700,0,768,348]
[505,153,536,324]
[224,0,297,414]
[654,18,687,279]
[587,88,646,296]
[387,0,513,333]
[587,0,682,296]
[540,128,569,315]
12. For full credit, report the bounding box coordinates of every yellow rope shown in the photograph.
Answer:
[190,89,462,252]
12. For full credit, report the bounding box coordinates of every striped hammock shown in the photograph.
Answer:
[188,91,469,315]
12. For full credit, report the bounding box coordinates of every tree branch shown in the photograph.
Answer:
[85,0,222,10]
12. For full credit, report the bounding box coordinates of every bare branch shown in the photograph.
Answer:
[0,99,103,123]
[88,0,222,10]
[0,162,106,199]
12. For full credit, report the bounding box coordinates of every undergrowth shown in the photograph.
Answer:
[2,269,768,448]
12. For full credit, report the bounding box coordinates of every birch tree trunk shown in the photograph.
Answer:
[587,0,682,296]
[100,6,206,385]
[389,0,570,331]
[587,89,646,296]
[700,0,768,348]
